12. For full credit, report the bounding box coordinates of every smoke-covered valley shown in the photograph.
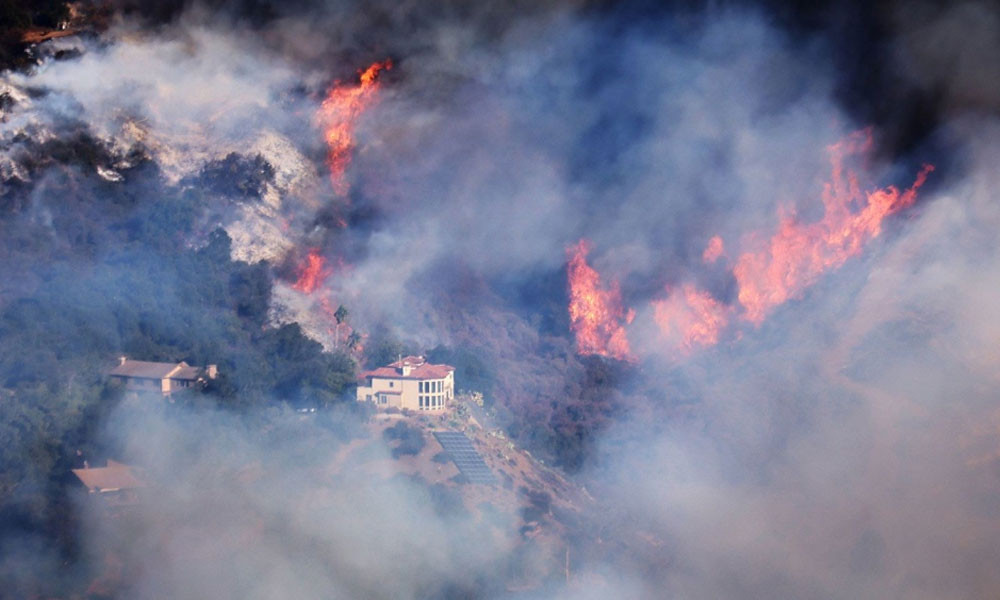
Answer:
[2,0,1000,598]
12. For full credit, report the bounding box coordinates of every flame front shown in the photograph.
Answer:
[566,240,634,361]
[285,60,391,350]
[292,249,332,294]
[732,130,934,324]
[567,130,934,360]
[316,60,392,194]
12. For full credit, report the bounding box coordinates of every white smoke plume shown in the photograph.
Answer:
[2,1,1000,598]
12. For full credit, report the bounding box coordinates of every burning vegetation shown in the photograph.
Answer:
[566,240,635,361]
[732,130,934,324]
[3,1,1000,599]
[567,130,934,359]
[282,61,391,350]
[291,248,332,294]
[316,59,392,195]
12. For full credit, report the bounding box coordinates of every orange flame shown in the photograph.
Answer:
[290,252,361,352]
[566,130,934,361]
[292,249,332,294]
[317,60,392,195]
[567,240,635,361]
[733,130,934,324]
[652,284,730,353]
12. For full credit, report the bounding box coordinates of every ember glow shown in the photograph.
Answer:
[566,240,635,361]
[316,60,392,194]
[732,130,935,324]
[652,284,731,353]
[291,249,332,294]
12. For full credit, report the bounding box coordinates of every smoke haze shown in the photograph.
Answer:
[2,0,1000,598]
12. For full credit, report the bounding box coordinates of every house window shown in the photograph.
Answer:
[389,381,394,388]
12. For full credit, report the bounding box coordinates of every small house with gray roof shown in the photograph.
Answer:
[109,357,217,397]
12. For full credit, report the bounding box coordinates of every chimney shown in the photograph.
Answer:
[206,364,218,379]
[119,355,127,365]
[396,354,415,376]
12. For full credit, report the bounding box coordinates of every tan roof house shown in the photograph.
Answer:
[357,355,455,412]
[109,357,217,397]
[72,459,146,512]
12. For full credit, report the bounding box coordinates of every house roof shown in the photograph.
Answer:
[363,362,455,381]
[72,461,146,492]
[389,355,426,368]
[109,360,202,380]
[170,365,202,380]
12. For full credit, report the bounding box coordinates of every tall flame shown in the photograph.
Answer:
[292,248,332,294]
[733,130,934,324]
[286,60,391,352]
[316,60,392,195]
[567,130,934,360]
[566,240,635,361]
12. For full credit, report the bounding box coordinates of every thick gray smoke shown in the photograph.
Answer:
[3,23,331,265]
[3,0,1000,598]
[323,11,849,344]
[79,405,510,600]
[591,124,1000,597]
